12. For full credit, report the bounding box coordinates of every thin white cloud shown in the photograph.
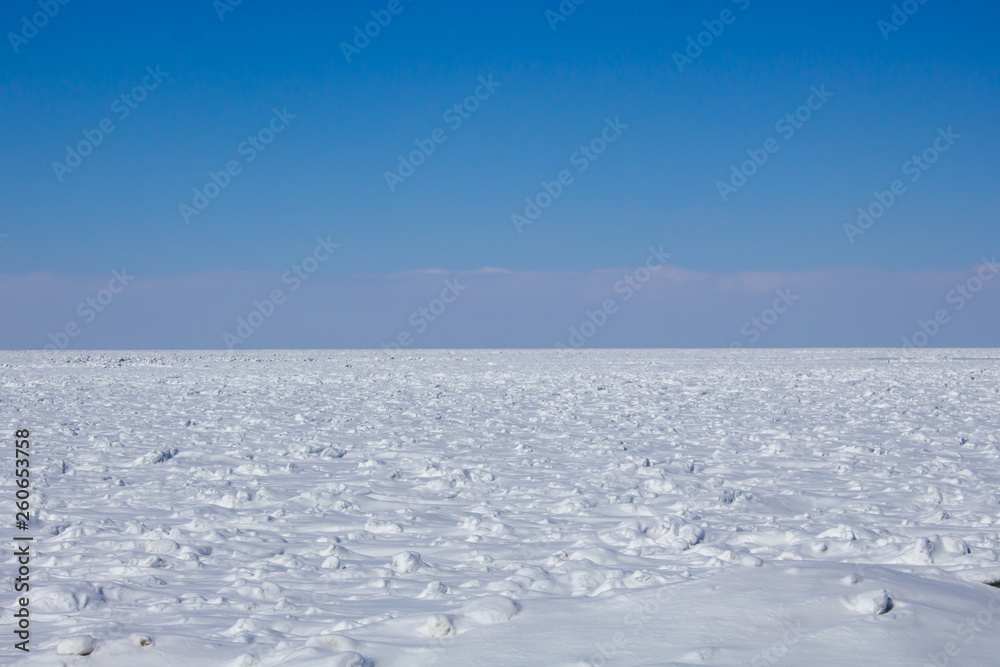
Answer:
[1,263,997,349]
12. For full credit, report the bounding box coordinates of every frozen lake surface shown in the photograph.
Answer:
[3,349,1000,665]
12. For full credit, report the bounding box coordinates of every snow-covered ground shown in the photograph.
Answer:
[3,349,1000,666]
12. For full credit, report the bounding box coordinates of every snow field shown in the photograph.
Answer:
[2,349,999,665]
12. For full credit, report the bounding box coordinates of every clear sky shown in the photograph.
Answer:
[1,0,998,349]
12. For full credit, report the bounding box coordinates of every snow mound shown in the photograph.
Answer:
[420,614,456,637]
[391,550,425,574]
[845,589,892,615]
[461,595,521,625]
[57,635,97,656]
[135,447,178,465]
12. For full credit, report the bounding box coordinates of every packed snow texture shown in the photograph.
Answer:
[2,349,1000,666]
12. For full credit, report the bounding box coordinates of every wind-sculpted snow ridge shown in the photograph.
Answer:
[2,349,1000,665]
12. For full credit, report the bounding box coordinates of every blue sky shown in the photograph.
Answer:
[1,0,998,348]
